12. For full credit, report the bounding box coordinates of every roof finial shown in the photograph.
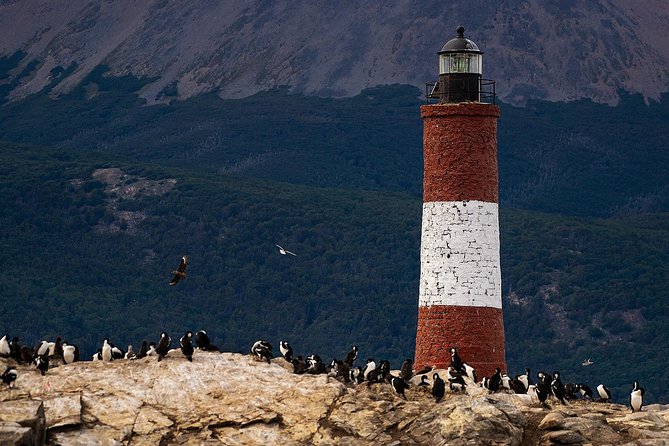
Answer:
[456,25,465,37]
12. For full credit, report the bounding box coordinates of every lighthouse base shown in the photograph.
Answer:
[415,305,506,379]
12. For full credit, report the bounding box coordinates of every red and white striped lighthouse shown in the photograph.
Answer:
[414,26,506,378]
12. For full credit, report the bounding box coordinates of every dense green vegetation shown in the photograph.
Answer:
[0,63,667,218]
[1,142,668,404]
[1,60,668,403]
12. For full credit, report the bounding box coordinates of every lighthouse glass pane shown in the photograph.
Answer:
[448,54,482,74]
[439,54,449,74]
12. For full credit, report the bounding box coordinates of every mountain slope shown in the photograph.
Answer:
[0,0,667,104]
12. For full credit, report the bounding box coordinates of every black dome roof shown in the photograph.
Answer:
[439,26,483,54]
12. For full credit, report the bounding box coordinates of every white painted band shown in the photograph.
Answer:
[419,200,502,308]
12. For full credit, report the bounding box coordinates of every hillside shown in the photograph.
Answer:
[1,0,668,105]
[0,82,668,218]
[0,142,668,403]
[2,353,669,445]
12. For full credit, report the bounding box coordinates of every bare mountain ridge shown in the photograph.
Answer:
[0,0,668,105]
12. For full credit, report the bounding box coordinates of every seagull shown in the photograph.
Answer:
[169,256,188,285]
[582,358,593,367]
[275,244,297,256]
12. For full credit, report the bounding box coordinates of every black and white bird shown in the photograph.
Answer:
[169,256,188,285]
[275,244,297,256]
[292,355,308,374]
[361,359,376,381]
[111,343,124,360]
[577,383,594,401]
[10,337,23,363]
[1,366,17,388]
[35,354,49,376]
[146,342,157,357]
[0,335,11,357]
[400,359,413,381]
[62,342,79,364]
[329,359,351,383]
[418,375,430,387]
[124,345,137,360]
[597,384,612,402]
[391,376,410,400]
[535,372,551,406]
[631,381,645,413]
[432,373,446,403]
[156,332,172,361]
[450,347,464,374]
[487,368,502,393]
[448,368,467,393]
[550,371,567,405]
[251,340,273,364]
[180,331,194,362]
[344,346,358,367]
[34,340,54,359]
[279,341,293,362]
[462,362,477,383]
[514,368,532,393]
[194,330,219,351]
[306,354,326,374]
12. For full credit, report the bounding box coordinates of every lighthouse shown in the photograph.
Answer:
[414,26,506,378]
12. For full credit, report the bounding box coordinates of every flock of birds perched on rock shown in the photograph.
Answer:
[0,255,648,415]
[0,331,647,413]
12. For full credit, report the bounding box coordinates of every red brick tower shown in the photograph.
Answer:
[414,26,506,378]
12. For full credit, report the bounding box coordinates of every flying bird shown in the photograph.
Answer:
[582,358,593,366]
[169,256,188,285]
[275,244,297,256]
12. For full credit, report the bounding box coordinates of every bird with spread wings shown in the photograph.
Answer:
[275,244,297,256]
[169,256,188,285]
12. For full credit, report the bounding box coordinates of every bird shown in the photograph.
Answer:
[1,366,17,388]
[344,346,358,367]
[62,342,79,364]
[597,384,612,402]
[34,340,54,359]
[35,353,49,376]
[279,341,293,362]
[195,330,219,351]
[137,341,148,359]
[400,359,413,381]
[124,345,136,360]
[156,332,172,361]
[487,368,502,393]
[291,355,308,374]
[582,358,593,367]
[535,372,551,406]
[414,365,433,375]
[111,343,124,360]
[361,359,376,381]
[0,335,11,357]
[329,359,351,383]
[391,376,410,400]
[432,373,446,402]
[417,375,430,387]
[169,256,188,285]
[146,342,157,357]
[305,354,326,374]
[448,369,467,392]
[631,381,645,412]
[462,362,477,383]
[180,331,194,362]
[550,371,567,405]
[250,340,273,364]
[450,347,464,374]
[577,383,594,401]
[275,244,296,256]
[101,339,113,361]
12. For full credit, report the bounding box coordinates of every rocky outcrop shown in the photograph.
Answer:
[2,353,669,445]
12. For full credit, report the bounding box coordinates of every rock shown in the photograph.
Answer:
[0,399,46,445]
[41,394,82,429]
[542,429,586,444]
[0,423,34,446]
[2,353,669,445]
